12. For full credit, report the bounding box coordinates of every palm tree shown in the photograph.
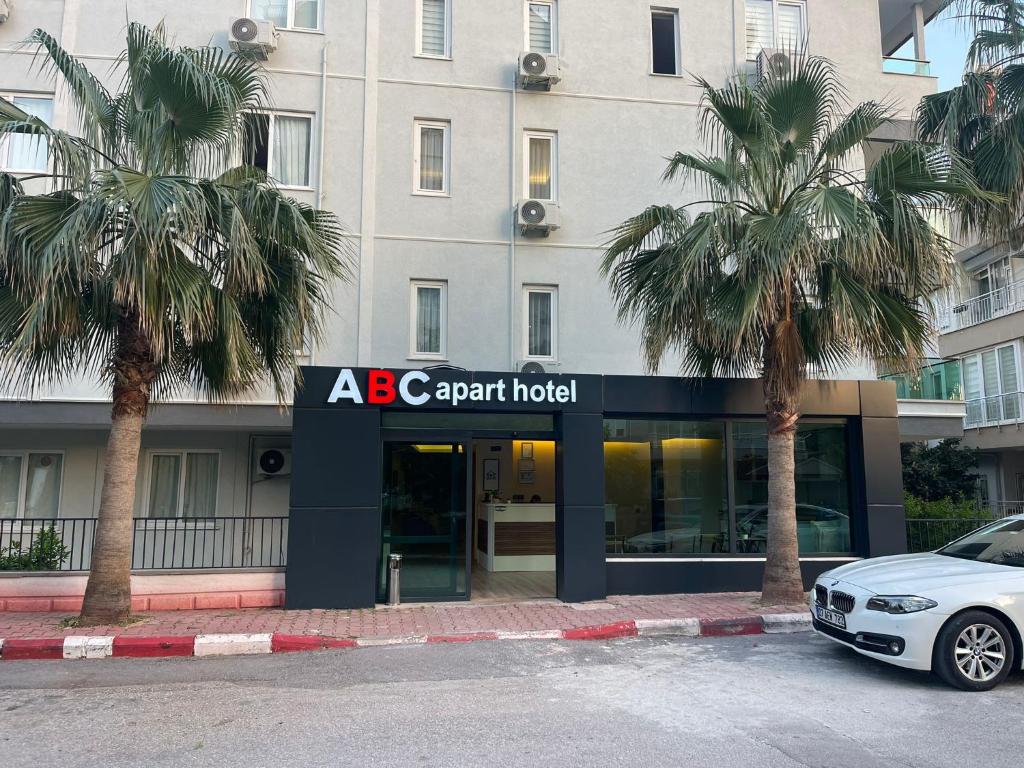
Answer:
[0,24,351,624]
[602,56,980,604]
[918,0,1024,237]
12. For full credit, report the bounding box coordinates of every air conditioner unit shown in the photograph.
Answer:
[756,48,797,80]
[518,199,561,236]
[518,51,562,91]
[256,448,291,477]
[229,17,278,60]
[518,360,561,374]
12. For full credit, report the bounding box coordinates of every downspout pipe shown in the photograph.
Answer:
[509,68,518,372]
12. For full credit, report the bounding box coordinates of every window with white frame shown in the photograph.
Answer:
[146,452,220,519]
[526,1,557,54]
[524,286,557,360]
[651,8,681,76]
[410,280,447,359]
[962,344,1021,425]
[417,0,451,58]
[524,130,557,201]
[249,0,320,30]
[745,0,805,60]
[413,119,450,195]
[0,452,63,519]
[242,111,313,188]
[0,94,54,173]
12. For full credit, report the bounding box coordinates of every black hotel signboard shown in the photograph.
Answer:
[286,367,906,610]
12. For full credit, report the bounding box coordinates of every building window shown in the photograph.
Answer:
[524,286,557,360]
[604,421,728,554]
[413,119,450,195]
[0,94,54,172]
[525,1,557,54]
[417,0,451,58]
[242,112,313,188]
[524,130,556,201]
[745,0,805,60]
[411,280,447,359]
[732,422,852,554]
[650,9,680,76]
[146,452,220,519]
[249,0,320,30]
[963,344,1021,426]
[0,452,63,519]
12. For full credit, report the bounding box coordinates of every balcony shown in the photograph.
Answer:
[965,392,1024,429]
[882,359,966,441]
[943,278,1024,331]
[882,56,931,76]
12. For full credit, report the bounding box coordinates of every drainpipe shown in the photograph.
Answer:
[312,40,329,368]
[508,68,518,372]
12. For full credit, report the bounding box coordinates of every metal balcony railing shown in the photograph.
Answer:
[882,57,932,76]
[947,278,1024,331]
[0,517,288,572]
[964,392,1024,428]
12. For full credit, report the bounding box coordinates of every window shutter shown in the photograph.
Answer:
[745,0,773,60]
[777,3,804,50]
[421,0,447,56]
[528,3,553,53]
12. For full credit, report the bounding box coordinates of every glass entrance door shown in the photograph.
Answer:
[379,440,469,601]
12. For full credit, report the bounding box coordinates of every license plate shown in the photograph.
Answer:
[815,605,847,629]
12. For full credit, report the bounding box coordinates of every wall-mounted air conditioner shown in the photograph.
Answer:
[518,199,561,237]
[256,448,292,477]
[756,48,800,80]
[517,360,561,374]
[518,51,562,91]
[229,17,278,60]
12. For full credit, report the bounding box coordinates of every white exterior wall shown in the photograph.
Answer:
[0,0,941,519]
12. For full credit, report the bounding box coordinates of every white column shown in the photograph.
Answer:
[912,2,927,62]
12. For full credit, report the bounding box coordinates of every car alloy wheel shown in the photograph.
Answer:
[934,610,1016,691]
[954,624,1006,683]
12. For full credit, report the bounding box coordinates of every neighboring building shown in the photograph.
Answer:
[0,1,950,608]
[926,244,1024,515]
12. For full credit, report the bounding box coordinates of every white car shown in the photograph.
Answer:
[811,515,1024,691]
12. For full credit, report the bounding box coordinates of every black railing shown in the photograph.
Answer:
[906,518,994,554]
[0,517,288,571]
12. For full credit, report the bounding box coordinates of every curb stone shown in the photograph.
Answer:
[0,612,811,661]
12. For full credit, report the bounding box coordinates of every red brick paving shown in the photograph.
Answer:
[0,592,807,640]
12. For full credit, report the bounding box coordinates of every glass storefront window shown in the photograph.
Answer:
[732,422,852,554]
[604,420,728,554]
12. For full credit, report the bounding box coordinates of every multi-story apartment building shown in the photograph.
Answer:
[0,1,949,608]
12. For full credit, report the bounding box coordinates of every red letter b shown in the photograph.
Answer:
[367,370,396,404]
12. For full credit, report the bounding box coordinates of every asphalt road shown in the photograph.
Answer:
[1,632,1021,768]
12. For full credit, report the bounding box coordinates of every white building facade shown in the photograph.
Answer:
[0,0,943,538]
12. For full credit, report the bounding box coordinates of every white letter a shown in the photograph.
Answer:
[327,369,364,404]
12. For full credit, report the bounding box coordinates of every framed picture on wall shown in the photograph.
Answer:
[519,459,535,471]
[483,458,500,491]
[521,442,533,459]
[519,469,535,484]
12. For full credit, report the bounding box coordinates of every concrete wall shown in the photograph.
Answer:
[0,0,939,399]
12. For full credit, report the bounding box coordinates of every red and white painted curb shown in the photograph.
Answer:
[0,613,810,661]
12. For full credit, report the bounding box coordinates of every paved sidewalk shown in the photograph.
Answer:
[0,592,806,641]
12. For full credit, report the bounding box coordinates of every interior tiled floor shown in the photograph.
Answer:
[470,568,556,602]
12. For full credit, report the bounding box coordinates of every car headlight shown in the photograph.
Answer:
[865,596,937,614]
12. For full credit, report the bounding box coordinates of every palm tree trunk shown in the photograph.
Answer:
[761,403,806,605]
[79,315,156,625]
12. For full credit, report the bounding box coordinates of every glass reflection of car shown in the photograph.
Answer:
[736,503,850,553]
[811,516,1024,691]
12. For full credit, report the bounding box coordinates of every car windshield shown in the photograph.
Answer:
[938,518,1024,567]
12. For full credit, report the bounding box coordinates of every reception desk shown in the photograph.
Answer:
[475,503,556,572]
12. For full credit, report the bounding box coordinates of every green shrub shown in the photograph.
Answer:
[0,525,70,571]
[903,492,989,520]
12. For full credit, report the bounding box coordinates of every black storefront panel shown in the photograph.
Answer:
[288,368,906,609]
